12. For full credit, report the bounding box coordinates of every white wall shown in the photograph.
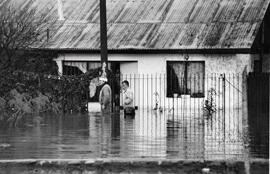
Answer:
[120,62,138,74]
[54,53,254,74]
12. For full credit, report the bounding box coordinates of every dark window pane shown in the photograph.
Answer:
[187,62,205,97]
[63,65,83,75]
[167,61,205,98]
[167,63,184,97]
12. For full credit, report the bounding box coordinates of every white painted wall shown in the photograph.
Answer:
[54,53,254,74]
[120,62,138,74]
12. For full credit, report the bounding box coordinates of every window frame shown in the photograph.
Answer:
[166,61,205,98]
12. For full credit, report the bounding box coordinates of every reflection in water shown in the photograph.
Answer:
[0,109,268,159]
[166,116,204,159]
[204,108,247,160]
[111,114,120,138]
[248,111,269,159]
[133,110,166,158]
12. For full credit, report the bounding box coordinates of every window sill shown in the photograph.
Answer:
[167,93,205,98]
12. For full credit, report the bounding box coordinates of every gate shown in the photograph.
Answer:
[247,73,269,158]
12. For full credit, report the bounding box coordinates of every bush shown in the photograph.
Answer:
[0,67,103,127]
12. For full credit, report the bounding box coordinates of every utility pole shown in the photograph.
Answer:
[99,0,108,76]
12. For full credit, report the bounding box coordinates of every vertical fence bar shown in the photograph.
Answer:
[209,73,212,152]
[169,67,172,110]
[202,73,205,160]
[142,74,144,110]
[228,74,231,140]
[159,73,161,111]
[163,73,166,111]
[183,74,186,122]
[176,76,179,118]
[237,74,240,134]
[179,73,182,119]
[193,73,195,146]
[173,92,175,119]
[197,73,200,119]
[151,74,153,110]
[137,74,140,135]
[189,73,191,143]
[134,73,136,109]
[193,73,196,118]
[218,74,221,138]
[155,73,157,110]
[242,72,248,139]
[232,74,234,153]
[214,73,217,143]
[155,73,158,109]
[222,73,226,158]
[147,74,149,111]
[130,74,132,110]
[205,73,207,131]
[205,73,208,157]
[138,74,140,110]
[120,73,123,108]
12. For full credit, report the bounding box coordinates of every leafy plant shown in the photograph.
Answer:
[0,68,102,127]
[203,88,217,119]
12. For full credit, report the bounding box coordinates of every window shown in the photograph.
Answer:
[167,61,205,98]
[63,62,86,75]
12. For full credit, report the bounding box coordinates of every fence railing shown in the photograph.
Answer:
[120,73,246,112]
[116,73,252,159]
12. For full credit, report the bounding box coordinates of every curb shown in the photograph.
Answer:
[0,158,268,174]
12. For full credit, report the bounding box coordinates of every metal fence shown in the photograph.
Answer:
[118,73,250,159]
[58,69,267,159]
[120,73,246,114]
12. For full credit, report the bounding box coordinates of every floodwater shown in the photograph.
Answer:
[0,109,268,160]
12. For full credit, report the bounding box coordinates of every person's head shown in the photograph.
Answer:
[122,80,129,91]
[97,77,108,86]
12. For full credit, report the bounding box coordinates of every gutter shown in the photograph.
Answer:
[37,48,253,54]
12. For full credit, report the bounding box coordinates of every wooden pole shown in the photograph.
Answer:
[99,0,108,71]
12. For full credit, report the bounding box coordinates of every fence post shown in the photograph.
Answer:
[222,73,226,157]
[242,70,248,127]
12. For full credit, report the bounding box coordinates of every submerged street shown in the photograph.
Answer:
[0,110,268,160]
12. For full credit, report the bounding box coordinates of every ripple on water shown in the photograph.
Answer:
[0,111,268,159]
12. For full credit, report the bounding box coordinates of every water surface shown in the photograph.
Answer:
[0,110,268,159]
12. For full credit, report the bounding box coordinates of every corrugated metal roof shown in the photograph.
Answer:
[3,0,270,50]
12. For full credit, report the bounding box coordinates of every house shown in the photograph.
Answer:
[10,0,270,111]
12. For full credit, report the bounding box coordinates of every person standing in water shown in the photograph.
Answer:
[122,80,135,116]
[98,77,112,113]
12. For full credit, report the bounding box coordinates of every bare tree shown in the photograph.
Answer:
[0,0,56,70]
